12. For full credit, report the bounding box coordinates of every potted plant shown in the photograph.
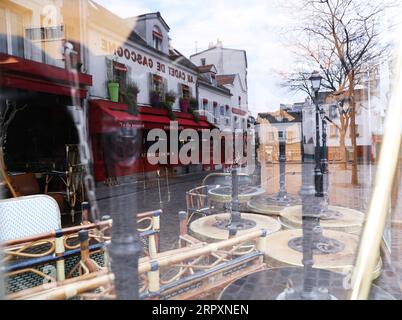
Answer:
[124,80,140,115]
[160,101,176,121]
[165,90,177,104]
[150,90,162,107]
[108,80,120,103]
[189,97,200,123]
[179,97,190,113]
[107,58,119,102]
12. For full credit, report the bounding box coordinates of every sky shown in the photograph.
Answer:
[94,0,306,116]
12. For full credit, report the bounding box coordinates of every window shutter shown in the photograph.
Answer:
[105,57,113,82]
[178,83,183,98]
[126,65,132,84]
[163,77,168,99]
[149,72,154,92]
[189,86,193,99]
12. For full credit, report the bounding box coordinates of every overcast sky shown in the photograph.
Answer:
[94,0,307,116]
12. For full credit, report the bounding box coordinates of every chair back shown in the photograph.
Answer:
[0,195,61,242]
[8,173,41,197]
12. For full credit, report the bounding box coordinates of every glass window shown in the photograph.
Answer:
[152,25,163,51]
[0,8,7,53]
[181,84,190,99]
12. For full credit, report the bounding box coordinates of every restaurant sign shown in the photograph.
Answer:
[101,38,194,84]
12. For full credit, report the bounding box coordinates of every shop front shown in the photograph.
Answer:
[89,99,215,183]
[0,52,92,217]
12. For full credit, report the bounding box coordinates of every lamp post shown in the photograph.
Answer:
[320,108,329,212]
[278,130,287,198]
[309,71,324,197]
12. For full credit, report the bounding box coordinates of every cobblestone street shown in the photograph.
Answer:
[94,161,402,298]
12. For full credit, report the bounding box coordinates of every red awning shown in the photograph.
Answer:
[153,31,163,40]
[232,107,247,116]
[0,52,92,98]
[113,61,127,72]
[89,100,214,133]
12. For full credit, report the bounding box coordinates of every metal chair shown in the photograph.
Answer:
[0,195,61,242]
[44,144,85,222]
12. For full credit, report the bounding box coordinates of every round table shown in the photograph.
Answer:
[263,229,382,280]
[280,205,364,234]
[247,193,301,216]
[208,186,265,203]
[189,212,281,242]
[219,267,394,300]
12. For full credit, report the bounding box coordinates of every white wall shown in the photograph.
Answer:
[198,84,231,129]
[87,25,197,110]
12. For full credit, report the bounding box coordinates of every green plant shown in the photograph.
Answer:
[160,101,176,121]
[124,80,140,114]
[189,97,199,109]
[189,98,200,123]
[189,107,200,123]
[165,90,177,104]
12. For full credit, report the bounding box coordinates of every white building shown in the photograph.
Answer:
[190,41,249,132]
[86,7,199,111]
[196,64,232,129]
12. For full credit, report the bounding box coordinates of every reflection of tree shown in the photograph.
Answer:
[0,101,27,197]
[282,0,396,184]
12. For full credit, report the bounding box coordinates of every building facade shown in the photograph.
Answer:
[0,0,254,188]
[190,41,249,133]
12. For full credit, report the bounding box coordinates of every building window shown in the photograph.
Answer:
[202,99,208,112]
[26,24,65,65]
[211,73,217,85]
[238,96,242,108]
[0,7,25,58]
[201,58,206,66]
[225,105,230,116]
[152,74,165,94]
[330,125,338,138]
[181,84,190,99]
[220,106,225,116]
[152,25,163,51]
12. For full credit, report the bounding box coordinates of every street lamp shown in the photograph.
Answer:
[309,71,322,92]
[309,71,324,197]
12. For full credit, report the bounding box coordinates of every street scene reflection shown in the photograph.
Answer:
[0,0,402,300]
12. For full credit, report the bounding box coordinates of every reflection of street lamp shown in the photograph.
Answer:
[309,71,324,197]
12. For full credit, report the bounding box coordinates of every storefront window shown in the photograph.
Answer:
[2,0,402,304]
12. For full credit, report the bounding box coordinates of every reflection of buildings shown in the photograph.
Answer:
[0,0,91,174]
[257,108,302,163]
[303,61,394,163]
[190,42,249,133]
[0,0,252,189]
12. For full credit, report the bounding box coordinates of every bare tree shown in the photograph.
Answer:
[282,0,396,185]
[282,40,352,170]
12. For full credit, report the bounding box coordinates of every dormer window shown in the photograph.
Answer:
[210,72,217,85]
[152,25,163,51]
